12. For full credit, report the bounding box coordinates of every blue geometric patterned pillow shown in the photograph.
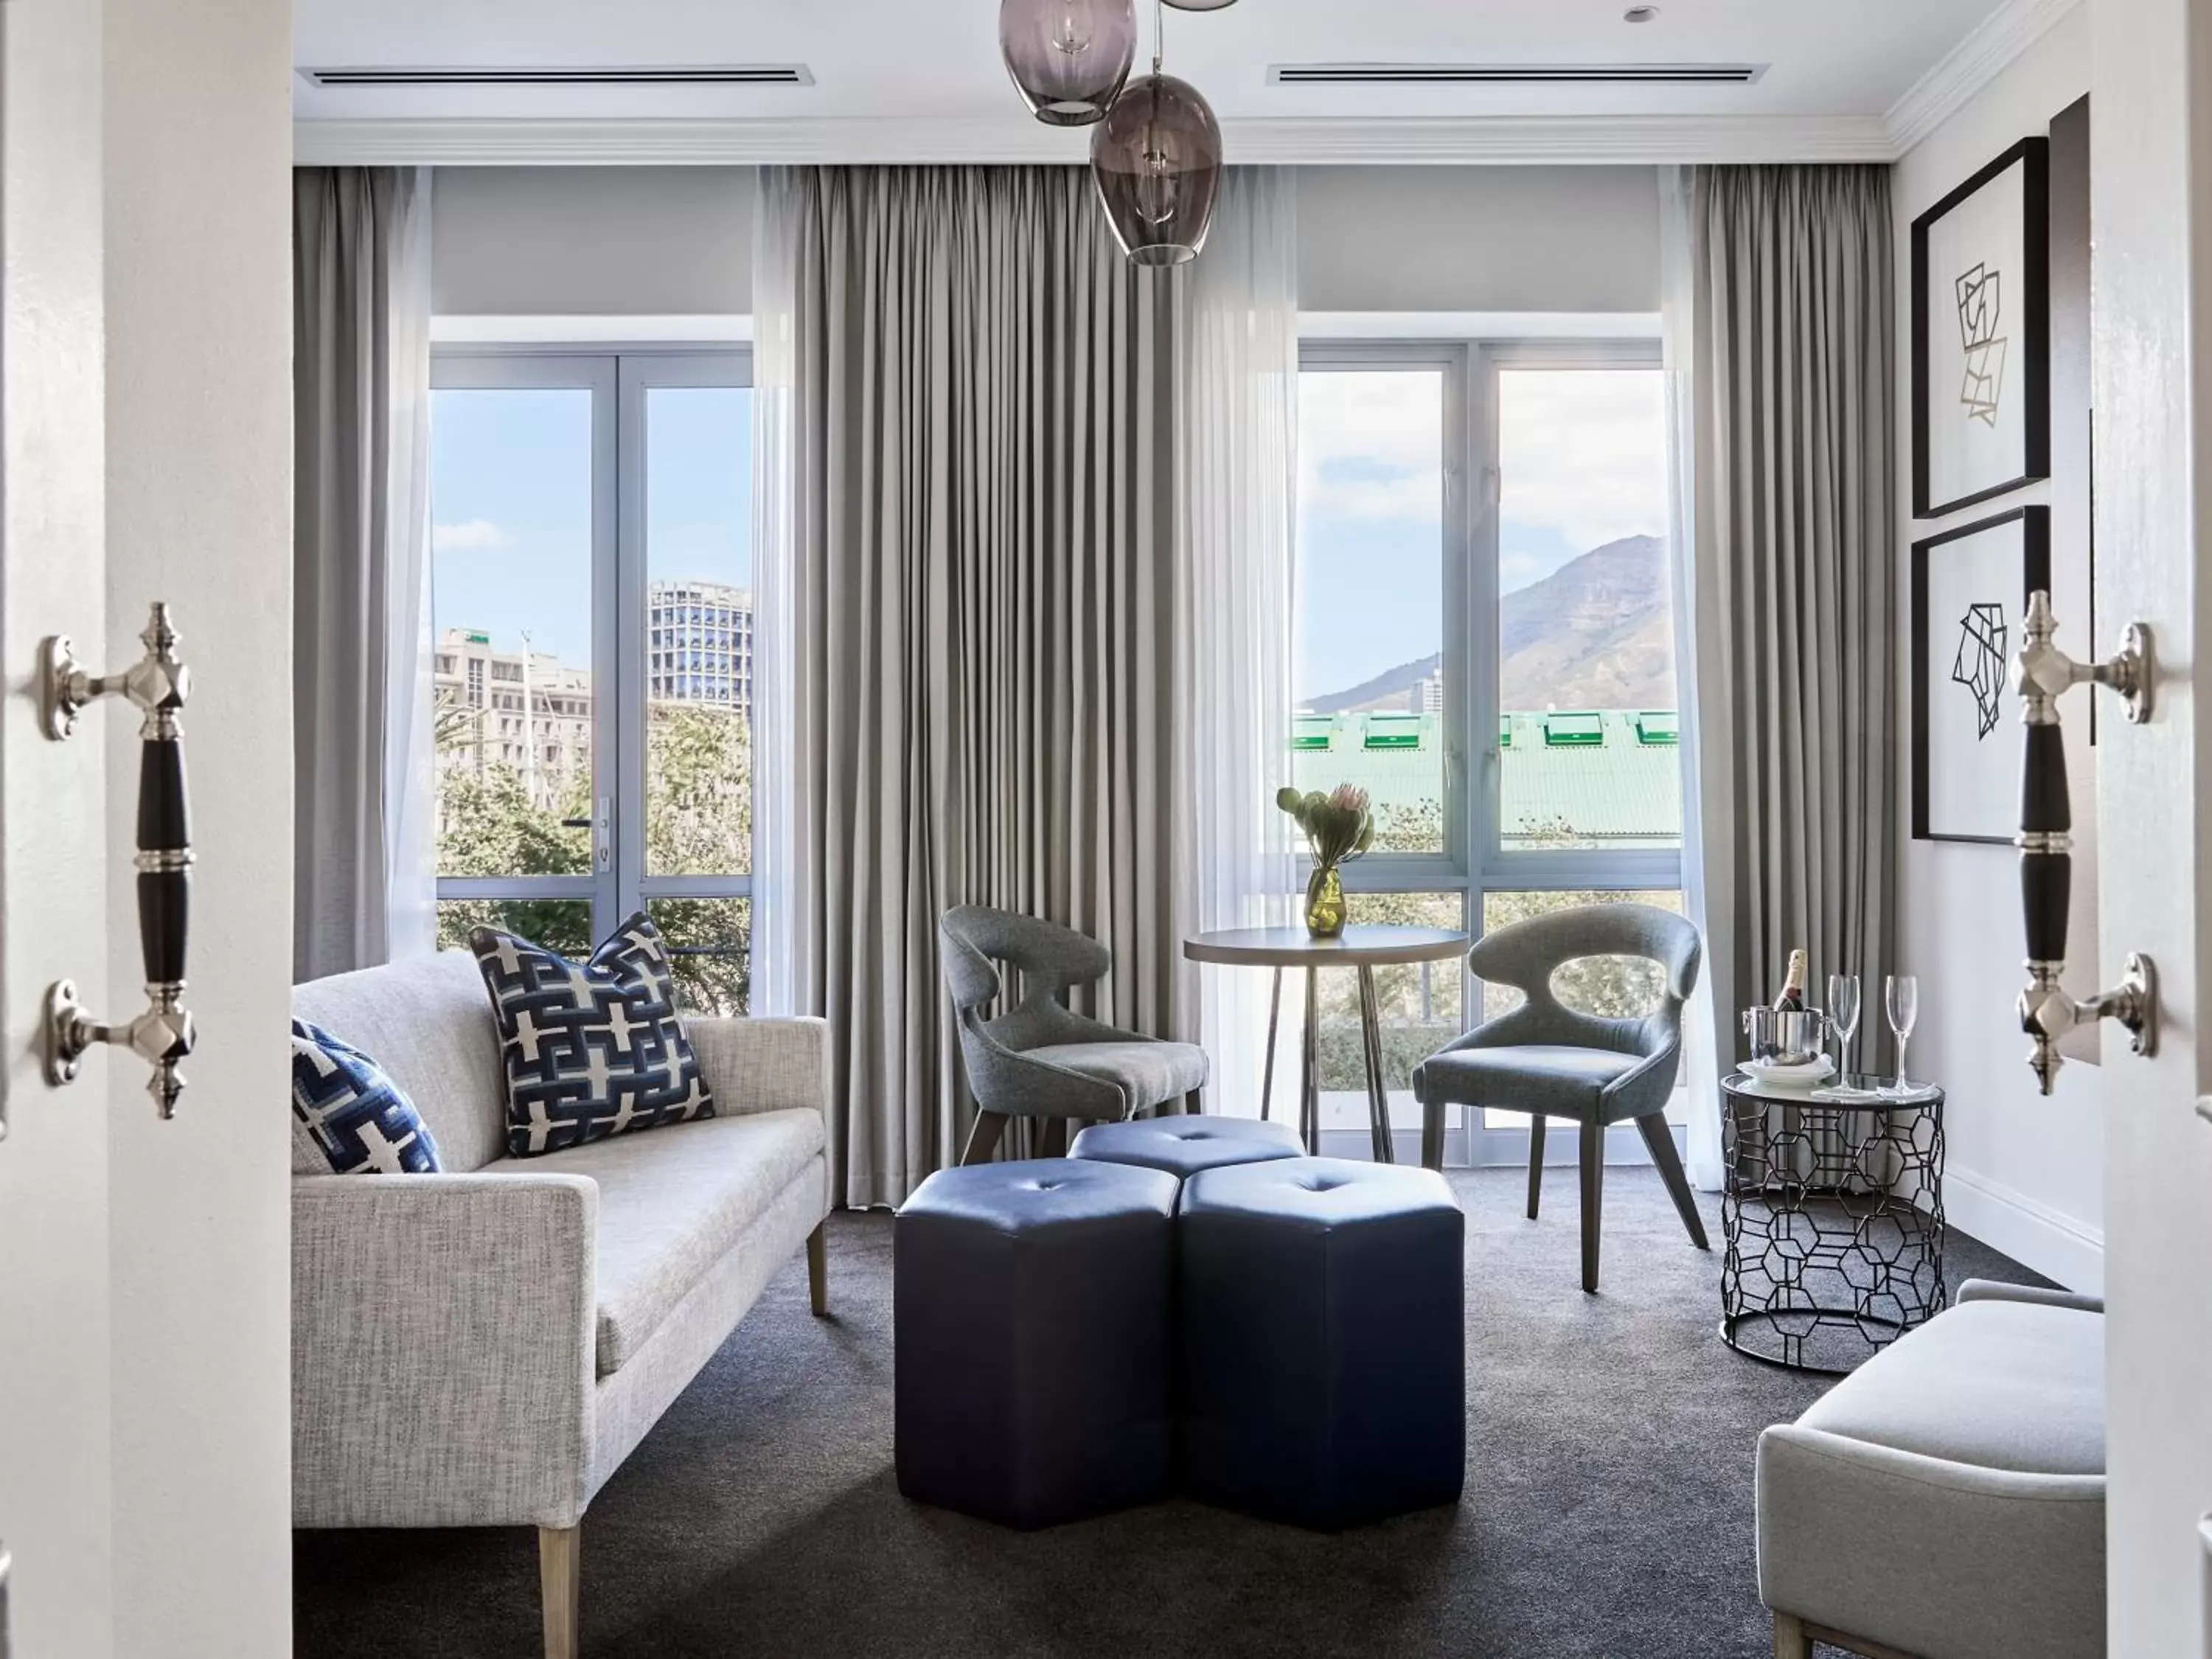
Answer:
[468,910,716,1158]
[290,1019,442,1175]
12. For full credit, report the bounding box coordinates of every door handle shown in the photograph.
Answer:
[35,604,195,1117]
[2013,588,2154,1094]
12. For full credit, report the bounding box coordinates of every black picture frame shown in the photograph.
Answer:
[1911,505,2051,844]
[1912,136,2051,519]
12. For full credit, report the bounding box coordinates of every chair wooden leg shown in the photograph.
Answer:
[1039,1117,1070,1158]
[1419,1099,1446,1171]
[1579,1119,1604,1293]
[1526,1114,1547,1219]
[960,1110,1009,1167]
[1186,1085,1204,1116]
[539,1524,580,1659]
[1637,1111,1710,1250]
[1771,1610,1811,1659]
[806,1221,828,1316]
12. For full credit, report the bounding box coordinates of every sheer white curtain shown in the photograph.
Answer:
[384,170,437,961]
[751,167,809,1016]
[1659,164,1725,1189]
[1175,167,1299,1116]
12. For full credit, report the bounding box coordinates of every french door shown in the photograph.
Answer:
[428,346,756,1012]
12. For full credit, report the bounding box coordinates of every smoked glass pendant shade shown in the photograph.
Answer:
[1162,0,1239,9]
[1000,0,1138,127]
[1089,72,1223,266]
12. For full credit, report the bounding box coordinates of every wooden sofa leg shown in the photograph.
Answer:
[1770,1610,1811,1659]
[539,1524,580,1659]
[807,1221,828,1317]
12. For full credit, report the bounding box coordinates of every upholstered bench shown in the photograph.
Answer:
[1178,1158,1465,1531]
[895,1157,1180,1528]
[1068,1113,1305,1180]
[1758,1279,2107,1659]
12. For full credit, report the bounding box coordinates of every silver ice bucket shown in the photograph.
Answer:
[1742,1006,1829,1066]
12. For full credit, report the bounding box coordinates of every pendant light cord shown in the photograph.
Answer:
[1152,0,1164,75]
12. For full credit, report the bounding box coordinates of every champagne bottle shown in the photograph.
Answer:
[1773,948,1808,1012]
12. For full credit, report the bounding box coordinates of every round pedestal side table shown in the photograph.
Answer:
[1183,925,1470,1167]
[1719,1072,1947,1375]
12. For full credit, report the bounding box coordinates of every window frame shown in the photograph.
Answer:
[428,342,757,956]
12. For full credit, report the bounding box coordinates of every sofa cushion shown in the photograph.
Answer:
[292,951,509,1174]
[290,1018,442,1174]
[511,1107,827,1376]
[1795,1298,2104,1476]
[470,911,716,1159]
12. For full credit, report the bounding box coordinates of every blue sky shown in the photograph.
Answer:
[431,386,753,667]
[431,370,1660,706]
[1296,367,1668,702]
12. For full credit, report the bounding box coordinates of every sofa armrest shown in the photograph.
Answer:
[1957,1278,2105,1315]
[292,1172,598,1531]
[686,1015,831,1121]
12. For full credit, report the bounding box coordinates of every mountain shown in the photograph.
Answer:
[1304,535,1674,714]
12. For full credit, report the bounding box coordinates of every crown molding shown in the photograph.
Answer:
[1882,0,2081,159]
[292,111,1893,169]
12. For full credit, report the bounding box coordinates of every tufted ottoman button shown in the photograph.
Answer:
[1067,1113,1306,1182]
[895,1158,1179,1528]
[1178,1156,1465,1530]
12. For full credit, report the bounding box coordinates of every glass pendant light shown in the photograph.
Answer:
[1001,0,1138,127]
[1089,0,1223,265]
[1163,0,1238,8]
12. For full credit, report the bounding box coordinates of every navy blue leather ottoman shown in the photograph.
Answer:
[1068,1113,1305,1180]
[895,1157,1180,1528]
[1179,1157,1465,1531]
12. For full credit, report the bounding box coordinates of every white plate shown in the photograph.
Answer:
[1742,1055,1837,1089]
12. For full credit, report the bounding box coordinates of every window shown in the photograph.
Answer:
[430,348,755,1014]
[1293,338,1683,1162]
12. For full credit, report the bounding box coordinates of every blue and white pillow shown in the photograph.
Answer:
[291,1019,442,1175]
[468,910,716,1158]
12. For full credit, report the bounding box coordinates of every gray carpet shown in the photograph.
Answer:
[295,1169,2046,1658]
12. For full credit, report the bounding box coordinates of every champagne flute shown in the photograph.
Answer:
[1827,973,1861,1076]
[1885,974,1919,1096]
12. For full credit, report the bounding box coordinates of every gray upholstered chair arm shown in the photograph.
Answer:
[292,1173,598,1531]
[684,1015,832,1120]
[959,1026,1129,1121]
[1957,1279,2106,1316]
[1596,1038,1681,1110]
[1757,1425,2106,1657]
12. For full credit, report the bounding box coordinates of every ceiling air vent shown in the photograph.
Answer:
[302,65,814,88]
[1270,63,1767,86]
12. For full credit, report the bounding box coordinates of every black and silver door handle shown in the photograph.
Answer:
[36,604,195,1116]
[2013,588,2154,1094]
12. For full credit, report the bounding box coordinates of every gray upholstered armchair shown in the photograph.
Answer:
[940,905,1208,1165]
[1412,902,1705,1292]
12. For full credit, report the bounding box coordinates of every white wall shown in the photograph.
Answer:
[1296,165,1660,313]
[1892,6,2101,1290]
[104,0,296,1651]
[434,166,757,316]
[428,164,1660,319]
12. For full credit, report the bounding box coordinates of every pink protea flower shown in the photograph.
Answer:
[1327,783,1371,816]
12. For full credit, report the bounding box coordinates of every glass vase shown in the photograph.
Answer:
[1304,863,1346,938]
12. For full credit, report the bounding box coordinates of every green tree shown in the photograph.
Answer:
[433,692,753,1016]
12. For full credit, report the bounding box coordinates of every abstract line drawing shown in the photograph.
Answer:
[1951,600,2008,740]
[1955,262,2008,426]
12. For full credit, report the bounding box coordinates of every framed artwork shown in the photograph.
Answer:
[1912,136,2051,518]
[1912,506,2051,844]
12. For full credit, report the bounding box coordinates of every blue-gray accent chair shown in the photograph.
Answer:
[1411,902,1706,1292]
[940,905,1209,1166]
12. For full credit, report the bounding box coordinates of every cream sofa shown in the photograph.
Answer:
[291,951,832,1659]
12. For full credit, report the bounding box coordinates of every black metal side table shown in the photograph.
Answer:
[1719,1071,1946,1375]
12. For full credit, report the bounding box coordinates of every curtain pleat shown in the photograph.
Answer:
[1688,164,1898,1089]
[291,166,434,982]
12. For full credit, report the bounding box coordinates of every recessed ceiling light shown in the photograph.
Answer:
[1624,5,1660,21]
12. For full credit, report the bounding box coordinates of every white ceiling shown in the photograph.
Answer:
[290,0,2053,162]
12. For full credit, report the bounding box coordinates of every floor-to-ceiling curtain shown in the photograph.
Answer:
[293,167,434,981]
[1684,164,1898,1100]
[752,164,1297,1206]
[1174,169,1298,1118]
